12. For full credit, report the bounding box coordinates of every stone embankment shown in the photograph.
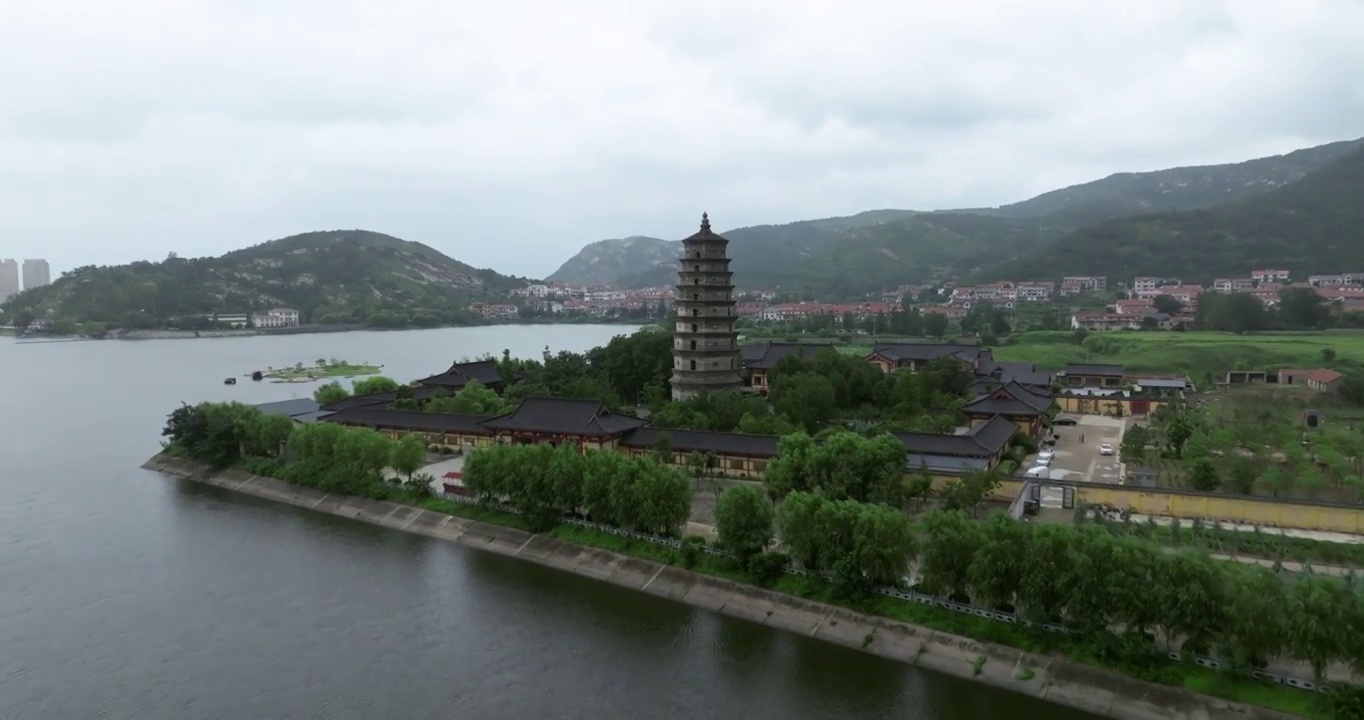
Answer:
[143,454,1296,720]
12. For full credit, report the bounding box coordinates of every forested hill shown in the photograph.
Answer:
[0,230,529,332]
[991,147,1364,283]
[969,137,1364,225]
[544,137,1363,293]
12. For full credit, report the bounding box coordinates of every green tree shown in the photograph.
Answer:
[769,372,838,433]
[426,380,510,415]
[716,485,775,563]
[314,382,349,406]
[918,510,983,598]
[923,312,950,339]
[250,413,296,458]
[906,464,935,512]
[1151,294,1184,315]
[1188,458,1220,492]
[390,434,427,483]
[352,376,401,395]
[1120,424,1150,466]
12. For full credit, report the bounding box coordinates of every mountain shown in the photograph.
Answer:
[546,209,921,288]
[1,230,528,331]
[974,137,1364,225]
[545,235,673,286]
[546,137,1363,294]
[992,147,1364,283]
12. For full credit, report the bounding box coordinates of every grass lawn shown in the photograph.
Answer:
[994,330,1364,375]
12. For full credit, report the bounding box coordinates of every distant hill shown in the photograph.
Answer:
[991,147,1364,283]
[546,210,921,289]
[973,137,1364,225]
[546,138,1363,294]
[1,230,528,331]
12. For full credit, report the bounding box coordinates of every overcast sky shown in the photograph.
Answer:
[3,1,1362,279]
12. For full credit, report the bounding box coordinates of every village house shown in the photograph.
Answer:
[1279,368,1346,393]
[1252,269,1291,283]
[1059,276,1106,296]
[1070,312,1142,331]
[471,303,520,320]
[1132,276,1160,293]
[253,308,300,329]
[1015,282,1054,302]
[1113,299,1153,316]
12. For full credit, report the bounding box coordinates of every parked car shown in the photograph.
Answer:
[1098,443,1114,456]
[1053,416,1079,426]
[1025,466,1051,479]
[1037,449,1055,461]
[1034,455,1052,466]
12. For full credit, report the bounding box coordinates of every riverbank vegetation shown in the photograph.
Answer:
[163,398,1364,719]
[263,358,381,382]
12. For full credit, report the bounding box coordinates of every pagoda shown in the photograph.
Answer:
[670,212,742,400]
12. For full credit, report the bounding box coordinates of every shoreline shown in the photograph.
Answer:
[9,319,650,343]
[143,454,1294,720]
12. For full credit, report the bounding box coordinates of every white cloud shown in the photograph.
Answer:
[2,0,1361,278]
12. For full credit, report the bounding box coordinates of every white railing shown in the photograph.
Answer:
[437,491,1331,693]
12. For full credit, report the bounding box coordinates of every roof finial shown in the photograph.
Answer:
[700,212,710,232]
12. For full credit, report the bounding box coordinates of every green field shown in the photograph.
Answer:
[994,330,1364,375]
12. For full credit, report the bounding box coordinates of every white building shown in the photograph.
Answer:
[209,313,250,328]
[254,308,300,329]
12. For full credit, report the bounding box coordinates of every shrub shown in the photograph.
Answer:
[747,552,790,587]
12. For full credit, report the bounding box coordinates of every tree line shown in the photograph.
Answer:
[162,401,430,499]
[461,442,692,534]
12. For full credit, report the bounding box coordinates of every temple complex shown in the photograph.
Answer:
[670,213,742,400]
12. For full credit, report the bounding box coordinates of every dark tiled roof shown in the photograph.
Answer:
[319,385,451,411]
[416,359,504,388]
[962,382,1055,417]
[906,454,992,473]
[1064,363,1125,377]
[740,341,836,370]
[324,407,494,433]
[479,396,645,437]
[255,398,321,418]
[620,427,781,457]
[892,414,1018,457]
[976,361,1055,387]
[868,343,987,363]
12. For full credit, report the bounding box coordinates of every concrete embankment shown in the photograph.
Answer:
[142,454,1296,720]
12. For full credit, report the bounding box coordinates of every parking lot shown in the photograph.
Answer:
[1037,415,1126,484]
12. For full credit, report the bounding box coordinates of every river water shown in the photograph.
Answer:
[0,325,1097,720]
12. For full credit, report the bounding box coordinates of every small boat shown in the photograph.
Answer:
[224,377,237,385]
[251,371,263,381]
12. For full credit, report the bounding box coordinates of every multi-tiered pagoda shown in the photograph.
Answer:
[670,213,742,400]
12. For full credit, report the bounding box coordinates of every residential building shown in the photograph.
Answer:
[254,308,300,329]
[671,213,742,400]
[0,259,18,301]
[21,259,50,290]
[471,303,520,319]
[1016,282,1053,302]
[1059,276,1106,296]
[1309,274,1347,288]
[1252,269,1291,283]
[1113,299,1153,316]
[209,313,250,328]
[1306,369,1345,393]
[1132,276,1160,293]
[1070,312,1142,331]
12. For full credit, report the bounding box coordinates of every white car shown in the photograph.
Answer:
[1034,454,1052,466]
[1098,443,1115,456]
[1036,449,1055,461]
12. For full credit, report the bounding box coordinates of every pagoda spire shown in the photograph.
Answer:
[700,212,710,232]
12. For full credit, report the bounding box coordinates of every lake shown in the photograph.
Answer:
[0,325,1097,719]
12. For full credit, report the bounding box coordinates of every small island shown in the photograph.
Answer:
[261,358,381,383]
